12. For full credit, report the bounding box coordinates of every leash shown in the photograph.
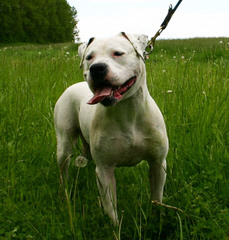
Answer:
[144,0,183,59]
[80,0,182,67]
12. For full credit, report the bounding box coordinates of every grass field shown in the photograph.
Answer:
[0,38,229,239]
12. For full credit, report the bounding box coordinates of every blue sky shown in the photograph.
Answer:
[67,0,229,42]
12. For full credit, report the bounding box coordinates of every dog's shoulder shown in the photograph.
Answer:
[55,82,93,113]
[62,82,92,100]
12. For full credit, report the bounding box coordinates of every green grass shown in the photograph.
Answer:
[0,38,228,239]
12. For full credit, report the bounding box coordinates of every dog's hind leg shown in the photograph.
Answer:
[56,128,78,185]
[148,159,167,202]
[54,94,79,185]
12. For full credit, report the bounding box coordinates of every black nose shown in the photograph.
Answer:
[90,63,108,80]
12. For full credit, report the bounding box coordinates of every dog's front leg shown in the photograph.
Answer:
[148,159,167,202]
[95,166,118,225]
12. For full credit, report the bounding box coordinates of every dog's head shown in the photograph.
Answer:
[79,33,148,107]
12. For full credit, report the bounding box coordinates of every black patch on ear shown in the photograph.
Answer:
[121,32,127,40]
[87,37,95,47]
[120,32,133,46]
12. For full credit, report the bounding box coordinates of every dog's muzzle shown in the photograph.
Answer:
[88,63,137,107]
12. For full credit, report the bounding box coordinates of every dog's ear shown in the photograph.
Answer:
[78,42,87,59]
[133,34,148,54]
[79,37,95,68]
[121,32,148,59]
[78,37,95,59]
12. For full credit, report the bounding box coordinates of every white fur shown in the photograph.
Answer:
[54,33,168,225]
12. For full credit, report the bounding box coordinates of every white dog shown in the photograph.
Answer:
[54,32,168,225]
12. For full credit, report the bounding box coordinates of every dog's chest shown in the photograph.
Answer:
[90,123,158,166]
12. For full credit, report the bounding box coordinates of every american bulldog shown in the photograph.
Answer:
[54,33,168,225]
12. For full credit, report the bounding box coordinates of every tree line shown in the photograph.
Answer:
[0,0,78,43]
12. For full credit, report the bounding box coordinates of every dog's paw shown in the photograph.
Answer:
[74,155,88,168]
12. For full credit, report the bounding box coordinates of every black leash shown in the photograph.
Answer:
[145,0,183,58]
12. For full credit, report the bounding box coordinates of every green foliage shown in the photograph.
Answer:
[0,0,78,43]
[0,38,229,239]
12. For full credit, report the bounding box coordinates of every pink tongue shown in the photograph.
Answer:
[87,86,112,105]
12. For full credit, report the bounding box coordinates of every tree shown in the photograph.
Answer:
[0,0,78,43]
[0,0,24,42]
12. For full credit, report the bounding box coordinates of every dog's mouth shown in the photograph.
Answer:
[87,76,137,106]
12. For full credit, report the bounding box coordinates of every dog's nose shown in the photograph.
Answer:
[90,63,108,80]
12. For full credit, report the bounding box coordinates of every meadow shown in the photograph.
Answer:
[0,38,228,239]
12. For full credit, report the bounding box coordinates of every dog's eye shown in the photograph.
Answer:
[86,54,93,61]
[113,51,125,57]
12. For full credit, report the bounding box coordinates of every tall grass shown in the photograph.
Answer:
[0,38,228,239]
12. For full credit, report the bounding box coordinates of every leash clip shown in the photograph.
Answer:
[144,27,163,59]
